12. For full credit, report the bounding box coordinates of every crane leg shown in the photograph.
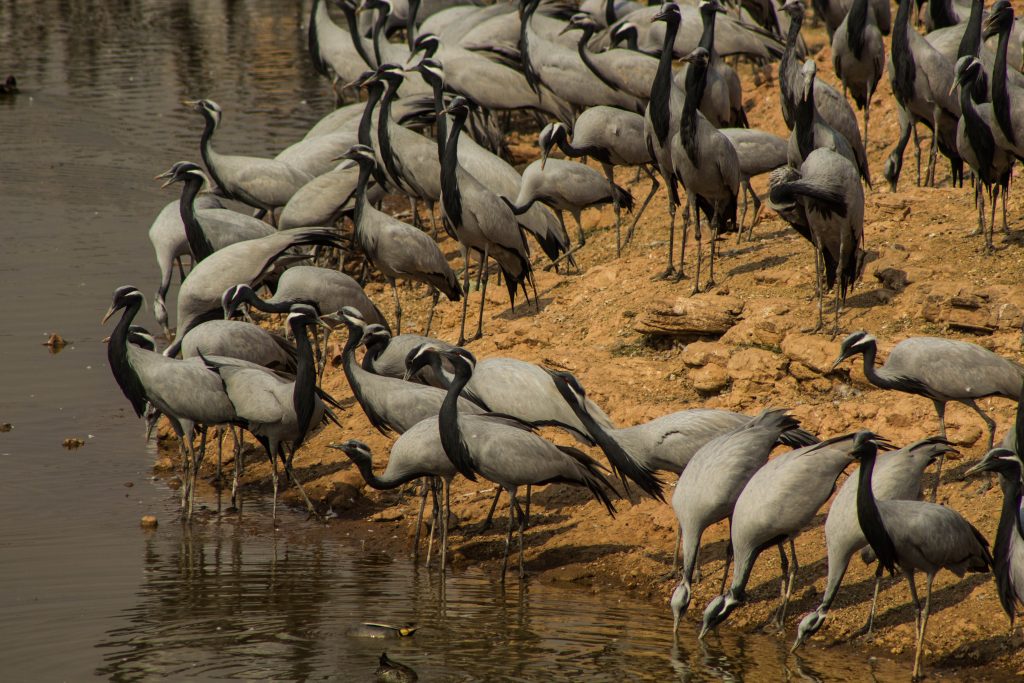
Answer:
[706,209,720,291]
[500,488,516,583]
[963,398,997,451]
[655,199,677,280]
[474,245,490,341]
[625,167,659,245]
[970,182,983,236]
[859,573,882,636]
[189,427,208,520]
[283,445,321,521]
[514,493,527,579]
[425,479,441,568]
[441,478,451,574]
[478,488,502,533]
[1002,182,1010,234]
[691,199,703,295]
[912,123,922,187]
[230,430,244,513]
[930,400,948,502]
[388,278,403,335]
[989,185,998,254]
[776,539,799,628]
[738,181,749,242]
[269,449,279,524]
[412,478,429,561]
[863,94,871,157]
[603,163,622,257]
[424,289,439,336]
[911,574,932,681]
[457,247,472,346]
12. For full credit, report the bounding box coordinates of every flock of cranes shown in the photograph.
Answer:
[98,0,1024,676]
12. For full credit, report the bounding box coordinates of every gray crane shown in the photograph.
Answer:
[308,0,366,102]
[699,433,879,639]
[539,115,657,255]
[984,1,1024,160]
[406,345,616,581]
[964,444,1024,629]
[157,161,275,263]
[769,147,865,335]
[674,0,747,130]
[519,0,642,113]
[670,47,740,294]
[831,0,885,151]
[668,409,806,630]
[278,160,386,230]
[951,56,1014,253]
[164,227,345,357]
[438,97,534,344]
[560,13,657,103]
[181,320,296,373]
[104,286,237,519]
[413,59,571,265]
[337,307,485,435]
[184,99,314,221]
[405,33,574,123]
[341,144,462,334]
[884,0,963,191]
[811,0,891,37]
[792,437,953,650]
[778,2,869,184]
[645,2,684,280]
[832,331,1024,456]
[717,128,788,237]
[502,154,634,264]
[847,432,991,680]
[203,305,339,521]
[147,176,223,336]
[360,324,456,386]
[788,60,866,183]
[330,435,458,567]
[274,129,360,179]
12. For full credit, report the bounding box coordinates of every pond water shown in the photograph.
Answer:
[0,1,914,679]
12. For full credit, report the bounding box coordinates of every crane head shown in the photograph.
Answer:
[670,581,692,635]
[287,304,330,333]
[545,368,591,412]
[984,0,1014,41]
[653,3,681,24]
[360,324,392,350]
[327,439,373,464]
[182,99,221,127]
[698,0,726,16]
[965,447,1022,478]
[950,56,982,97]
[609,22,638,48]
[357,0,391,16]
[831,331,876,369]
[680,47,710,68]
[538,122,568,170]
[221,284,254,320]
[412,58,444,85]
[409,33,440,58]
[102,286,144,324]
[699,592,740,640]
[155,161,207,189]
[127,325,157,352]
[560,13,598,36]
[438,95,471,119]
[376,63,405,83]
[340,306,367,332]
[338,144,377,168]
[792,608,826,652]
[404,343,442,381]
[778,0,805,19]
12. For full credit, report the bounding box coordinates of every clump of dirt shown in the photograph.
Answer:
[157,24,1024,679]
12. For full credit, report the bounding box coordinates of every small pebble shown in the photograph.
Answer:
[140,515,158,529]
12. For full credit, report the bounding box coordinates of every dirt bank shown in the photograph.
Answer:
[156,23,1024,680]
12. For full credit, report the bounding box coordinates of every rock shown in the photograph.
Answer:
[780,333,837,375]
[679,341,731,368]
[62,437,85,449]
[726,348,788,383]
[140,515,158,529]
[0,423,11,432]
[44,333,68,349]
[690,363,730,394]
[635,295,744,338]
[719,319,785,347]
[371,509,404,522]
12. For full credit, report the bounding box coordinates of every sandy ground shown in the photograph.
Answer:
[152,20,1024,680]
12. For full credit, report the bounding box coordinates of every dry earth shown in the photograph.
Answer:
[154,18,1024,680]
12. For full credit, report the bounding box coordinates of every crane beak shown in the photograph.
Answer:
[101,305,117,325]
[540,146,550,170]
[182,99,201,110]
[829,355,845,371]
[316,318,333,332]
[159,176,178,189]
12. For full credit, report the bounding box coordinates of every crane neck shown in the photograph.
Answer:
[108,296,149,418]
[847,0,869,59]
[178,176,216,263]
[779,11,803,127]
[289,317,318,448]
[575,29,620,92]
[854,341,904,391]
[890,0,917,107]
[992,469,1023,619]
[928,0,958,30]
[351,452,421,490]
[406,0,421,50]
[957,0,984,61]
[698,7,716,56]
[438,358,478,480]
[371,9,388,67]
[425,76,447,160]
[680,58,707,164]
[198,110,228,198]
[243,288,293,315]
[341,2,378,68]
[440,112,465,226]
[960,76,998,183]
[854,447,899,575]
[351,160,375,246]
[604,0,617,27]
[992,15,1017,146]
[650,14,680,144]
[377,77,409,196]
[519,0,542,94]
[360,335,387,371]
[308,0,330,78]
[794,79,816,161]
[358,81,385,148]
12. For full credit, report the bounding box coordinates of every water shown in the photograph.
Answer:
[0,1,914,679]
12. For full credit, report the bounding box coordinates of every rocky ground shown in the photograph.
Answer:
[155,22,1024,680]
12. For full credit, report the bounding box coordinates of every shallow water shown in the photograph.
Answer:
[0,1,916,680]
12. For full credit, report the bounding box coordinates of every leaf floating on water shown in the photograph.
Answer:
[0,423,11,433]
[44,333,69,354]
[62,437,85,449]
